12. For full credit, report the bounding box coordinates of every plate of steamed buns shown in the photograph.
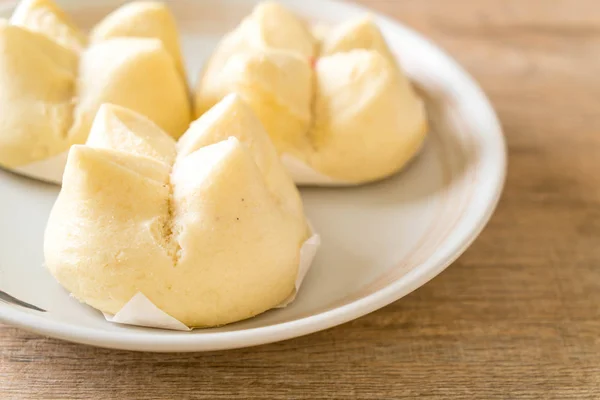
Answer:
[0,0,506,351]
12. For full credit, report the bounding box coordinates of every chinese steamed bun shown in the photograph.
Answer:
[195,2,427,185]
[0,0,190,181]
[45,96,311,327]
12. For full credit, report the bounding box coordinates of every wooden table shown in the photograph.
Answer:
[2,0,600,398]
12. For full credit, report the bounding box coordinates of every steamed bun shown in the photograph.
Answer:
[0,0,190,177]
[45,96,310,327]
[195,3,427,185]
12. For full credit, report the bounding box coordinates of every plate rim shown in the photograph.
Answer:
[0,0,507,352]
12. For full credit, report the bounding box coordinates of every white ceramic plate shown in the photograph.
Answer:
[0,0,506,352]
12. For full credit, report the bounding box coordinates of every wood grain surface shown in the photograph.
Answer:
[2,0,600,398]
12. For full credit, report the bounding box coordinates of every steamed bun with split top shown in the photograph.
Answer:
[195,2,427,185]
[45,96,312,327]
[0,0,190,183]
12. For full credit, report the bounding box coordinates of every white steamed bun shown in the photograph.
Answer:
[0,0,190,179]
[45,96,310,327]
[195,2,427,185]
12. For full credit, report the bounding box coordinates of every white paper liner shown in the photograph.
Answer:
[10,151,68,185]
[102,228,321,331]
[104,293,190,331]
[275,230,321,308]
[281,154,350,186]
